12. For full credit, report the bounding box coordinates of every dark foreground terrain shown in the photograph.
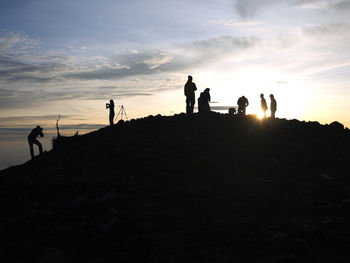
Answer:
[1,113,350,263]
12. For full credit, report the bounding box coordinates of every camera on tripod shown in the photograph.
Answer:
[106,103,110,109]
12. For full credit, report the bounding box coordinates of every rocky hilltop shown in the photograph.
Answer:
[1,113,350,263]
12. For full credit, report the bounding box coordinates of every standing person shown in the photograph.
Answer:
[198,88,211,114]
[106,99,115,126]
[237,96,249,115]
[28,125,44,159]
[184,75,197,114]
[270,94,277,119]
[260,93,268,118]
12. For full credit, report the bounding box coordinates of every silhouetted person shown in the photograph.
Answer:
[270,94,277,118]
[237,96,249,115]
[28,125,44,159]
[229,108,236,114]
[260,93,268,118]
[184,75,197,114]
[106,99,115,125]
[198,88,211,114]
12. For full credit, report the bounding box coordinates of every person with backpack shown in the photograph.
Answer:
[237,96,249,115]
[198,88,211,114]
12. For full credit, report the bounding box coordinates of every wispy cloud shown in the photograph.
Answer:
[209,19,264,27]
[303,23,350,40]
[56,36,257,82]
[297,0,350,10]
[233,0,279,18]
[232,0,350,17]
[0,124,105,137]
[330,0,350,10]
[0,114,80,123]
[0,32,39,52]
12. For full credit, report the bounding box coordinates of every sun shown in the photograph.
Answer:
[256,111,264,119]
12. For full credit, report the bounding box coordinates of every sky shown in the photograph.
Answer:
[1,0,350,169]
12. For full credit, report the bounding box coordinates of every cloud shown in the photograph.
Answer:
[233,0,284,18]
[0,30,267,113]
[0,55,52,76]
[303,23,350,41]
[232,0,350,17]
[0,85,155,109]
[0,29,258,94]
[0,53,67,84]
[209,19,264,27]
[0,124,105,138]
[330,0,350,10]
[209,106,234,111]
[191,36,256,53]
[297,0,350,10]
[0,114,77,123]
[0,32,39,51]
[64,61,154,80]
[63,36,257,81]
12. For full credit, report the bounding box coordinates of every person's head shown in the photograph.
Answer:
[270,94,274,99]
[205,88,210,92]
[260,93,264,98]
[188,75,193,82]
[36,125,43,131]
[110,99,114,104]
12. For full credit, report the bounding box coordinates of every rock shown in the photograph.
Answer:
[73,194,88,207]
[102,191,119,205]
[319,173,333,180]
[36,247,67,263]
[341,199,350,204]
[100,216,118,231]
[329,121,344,132]
[109,207,119,216]
[90,197,102,206]
[271,231,288,241]
[294,239,310,252]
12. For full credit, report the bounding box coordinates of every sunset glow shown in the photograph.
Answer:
[1,0,350,168]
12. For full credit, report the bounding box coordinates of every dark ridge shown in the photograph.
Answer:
[1,113,350,262]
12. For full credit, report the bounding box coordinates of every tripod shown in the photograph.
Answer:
[115,105,129,122]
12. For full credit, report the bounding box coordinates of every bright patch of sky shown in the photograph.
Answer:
[1,0,350,168]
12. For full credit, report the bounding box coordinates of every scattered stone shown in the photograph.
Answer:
[102,191,119,204]
[329,121,344,131]
[1,113,350,262]
[341,199,350,204]
[100,216,118,231]
[109,207,119,216]
[36,247,67,263]
[319,173,333,180]
[73,195,88,207]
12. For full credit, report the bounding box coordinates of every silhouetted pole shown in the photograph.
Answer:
[56,115,61,137]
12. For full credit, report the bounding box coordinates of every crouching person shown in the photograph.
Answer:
[198,88,211,114]
[28,125,44,159]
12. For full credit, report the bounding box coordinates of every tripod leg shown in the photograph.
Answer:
[123,108,128,120]
[115,107,123,122]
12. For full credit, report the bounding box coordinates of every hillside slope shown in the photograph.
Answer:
[1,113,350,263]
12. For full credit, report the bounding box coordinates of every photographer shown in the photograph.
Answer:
[106,99,115,126]
[28,125,44,159]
